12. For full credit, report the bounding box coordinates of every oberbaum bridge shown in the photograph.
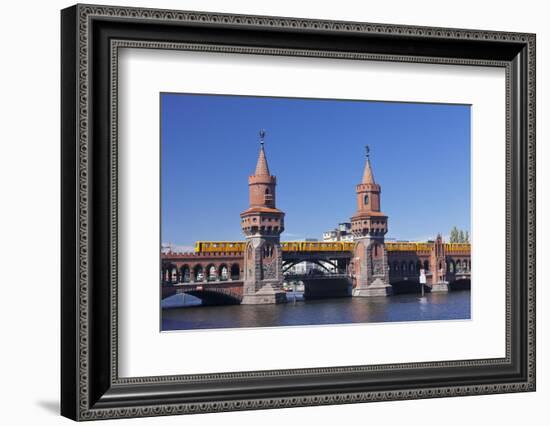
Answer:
[161,132,471,305]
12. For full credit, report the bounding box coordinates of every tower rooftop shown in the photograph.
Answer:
[254,130,271,176]
[362,146,375,184]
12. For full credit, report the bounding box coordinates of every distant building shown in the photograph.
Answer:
[323,222,354,242]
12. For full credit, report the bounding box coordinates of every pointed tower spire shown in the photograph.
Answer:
[254,129,271,176]
[362,145,375,184]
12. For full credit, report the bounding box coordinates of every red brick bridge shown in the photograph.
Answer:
[161,238,470,303]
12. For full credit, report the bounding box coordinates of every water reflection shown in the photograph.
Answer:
[161,290,471,331]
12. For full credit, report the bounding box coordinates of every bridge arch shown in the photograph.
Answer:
[183,289,242,305]
[392,261,399,274]
[218,264,229,281]
[163,264,177,283]
[206,264,217,281]
[180,264,191,283]
[448,260,455,273]
[230,263,240,280]
[193,264,204,282]
[423,260,430,271]
[283,259,337,274]
[449,278,471,291]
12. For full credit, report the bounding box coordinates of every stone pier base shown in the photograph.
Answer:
[241,292,287,304]
[353,286,393,297]
[430,282,450,293]
[353,278,393,297]
[241,283,288,304]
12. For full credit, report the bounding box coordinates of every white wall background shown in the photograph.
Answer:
[0,0,546,424]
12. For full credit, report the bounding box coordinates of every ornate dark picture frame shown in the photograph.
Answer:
[61,4,536,421]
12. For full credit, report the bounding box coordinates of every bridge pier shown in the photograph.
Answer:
[430,282,450,293]
[353,279,393,297]
[241,237,288,305]
[352,239,392,297]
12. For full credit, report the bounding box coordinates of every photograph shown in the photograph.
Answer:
[160,93,472,331]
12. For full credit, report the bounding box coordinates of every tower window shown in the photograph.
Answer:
[364,194,369,205]
[264,187,273,203]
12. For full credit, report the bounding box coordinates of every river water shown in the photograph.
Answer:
[161,290,470,331]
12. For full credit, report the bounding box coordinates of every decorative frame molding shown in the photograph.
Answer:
[61,4,535,421]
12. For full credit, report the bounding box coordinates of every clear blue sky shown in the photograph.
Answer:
[161,93,470,250]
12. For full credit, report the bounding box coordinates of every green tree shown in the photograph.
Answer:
[450,226,459,243]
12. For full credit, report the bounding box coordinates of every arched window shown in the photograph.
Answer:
[263,244,274,258]
[424,260,430,271]
[409,261,415,272]
[364,194,369,205]
[264,187,273,203]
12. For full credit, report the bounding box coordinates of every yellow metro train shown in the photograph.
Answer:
[194,240,471,254]
[194,241,354,253]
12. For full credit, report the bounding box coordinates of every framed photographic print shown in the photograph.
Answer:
[61,4,536,421]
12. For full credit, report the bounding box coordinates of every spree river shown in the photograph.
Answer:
[161,290,471,331]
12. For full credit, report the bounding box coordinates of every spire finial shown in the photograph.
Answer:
[254,129,270,176]
[361,145,375,184]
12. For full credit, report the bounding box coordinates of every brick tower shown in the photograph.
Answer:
[240,130,287,304]
[350,146,392,296]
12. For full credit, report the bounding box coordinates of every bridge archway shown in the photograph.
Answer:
[230,263,240,280]
[390,279,422,294]
[183,289,242,306]
[206,264,217,281]
[164,264,177,283]
[392,261,399,273]
[448,260,455,273]
[193,264,204,282]
[282,259,343,274]
[218,264,228,281]
[180,265,190,283]
[449,278,471,291]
